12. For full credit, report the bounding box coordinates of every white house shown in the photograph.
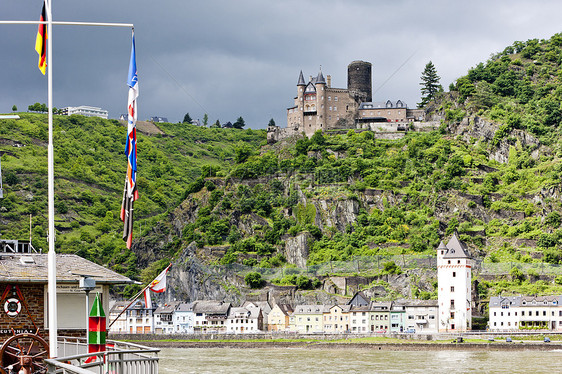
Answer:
[63,105,108,119]
[241,300,272,330]
[489,295,562,331]
[174,302,194,333]
[125,299,155,334]
[192,300,230,333]
[402,299,439,333]
[154,302,181,334]
[226,307,263,333]
[437,233,472,332]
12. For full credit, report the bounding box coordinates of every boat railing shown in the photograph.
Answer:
[44,336,159,373]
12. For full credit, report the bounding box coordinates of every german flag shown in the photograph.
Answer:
[35,1,47,75]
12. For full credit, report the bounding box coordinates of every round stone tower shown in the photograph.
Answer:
[347,60,372,102]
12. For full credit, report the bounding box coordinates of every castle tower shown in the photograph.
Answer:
[437,233,472,332]
[347,61,372,102]
[314,69,327,132]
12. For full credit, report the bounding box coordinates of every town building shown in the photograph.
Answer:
[125,299,156,334]
[192,300,230,333]
[149,116,168,123]
[390,303,406,333]
[437,233,472,332]
[62,105,108,119]
[241,300,272,330]
[367,302,392,333]
[267,303,293,331]
[108,301,129,334]
[323,304,351,333]
[489,295,562,331]
[400,299,439,333]
[290,305,325,333]
[226,307,264,333]
[173,302,194,333]
[154,301,181,334]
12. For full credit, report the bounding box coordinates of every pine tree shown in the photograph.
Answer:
[418,61,442,108]
[183,113,192,124]
[233,116,245,129]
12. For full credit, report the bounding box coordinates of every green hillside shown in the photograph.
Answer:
[0,113,265,283]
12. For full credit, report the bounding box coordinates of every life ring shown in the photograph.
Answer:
[4,298,21,317]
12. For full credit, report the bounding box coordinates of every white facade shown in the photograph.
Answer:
[125,300,155,334]
[226,307,263,333]
[437,234,472,332]
[64,105,108,119]
[489,295,562,331]
[173,302,194,333]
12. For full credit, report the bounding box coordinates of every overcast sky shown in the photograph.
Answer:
[1,1,562,129]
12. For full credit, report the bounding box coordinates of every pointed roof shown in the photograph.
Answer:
[315,70,326,84]
[297,70,306,86]
[437,241,448,251]
[443,233,471,259]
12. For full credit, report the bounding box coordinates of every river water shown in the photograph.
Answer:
[158,347,562,373]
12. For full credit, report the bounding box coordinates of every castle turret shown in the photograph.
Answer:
[347,60,372,103]
[315,69,327,131]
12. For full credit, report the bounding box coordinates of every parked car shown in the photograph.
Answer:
[405,328,416,333]
[506,337,512,343]
[544,337,551,343]
[488,337,494,342]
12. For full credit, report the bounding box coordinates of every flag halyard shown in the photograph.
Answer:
[35,1,47,75]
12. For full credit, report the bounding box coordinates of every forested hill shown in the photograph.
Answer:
[4,34,562,302]
[162,34,562,303]
[0,114,265,291]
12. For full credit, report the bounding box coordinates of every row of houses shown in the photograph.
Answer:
[109,293,439,335]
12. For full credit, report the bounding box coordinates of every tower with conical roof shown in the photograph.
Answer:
[437,233,472,332]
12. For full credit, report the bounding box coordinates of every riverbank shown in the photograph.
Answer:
[133,338,562,351]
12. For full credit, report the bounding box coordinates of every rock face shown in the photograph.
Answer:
[284,233,311,268]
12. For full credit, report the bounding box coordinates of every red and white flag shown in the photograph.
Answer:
[143,264,171,308]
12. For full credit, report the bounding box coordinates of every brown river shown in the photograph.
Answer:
[158,347,562,373]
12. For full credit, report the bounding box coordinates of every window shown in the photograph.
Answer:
[451,286,454,292]
[450,312,455,319]
[451,300,455,308]
[452,272,456,277]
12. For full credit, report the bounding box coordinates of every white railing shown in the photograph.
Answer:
[45,337,159,373]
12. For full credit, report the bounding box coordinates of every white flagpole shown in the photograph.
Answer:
[45,0,58,358]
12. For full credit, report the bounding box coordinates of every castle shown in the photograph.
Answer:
[267,60,425,143]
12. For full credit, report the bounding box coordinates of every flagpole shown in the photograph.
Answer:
[45,0,58,358]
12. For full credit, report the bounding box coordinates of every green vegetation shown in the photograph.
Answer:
[0,113,265,294]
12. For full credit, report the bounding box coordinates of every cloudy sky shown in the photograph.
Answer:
[1,1,562,129]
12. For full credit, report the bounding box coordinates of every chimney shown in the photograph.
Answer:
[327,75,331,88]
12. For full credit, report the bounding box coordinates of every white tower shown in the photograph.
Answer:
[437,233,472,332]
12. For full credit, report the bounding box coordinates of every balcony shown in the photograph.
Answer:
[44,336,159,374]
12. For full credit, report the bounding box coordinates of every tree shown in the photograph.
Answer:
[182,113,192,124]
[210,120,221,128]
[268,118,276,127]
[418,61,442,108]
[233,116,245,129]
[203,113,209,127]
[11,105,17,112]
[244,272,264,289]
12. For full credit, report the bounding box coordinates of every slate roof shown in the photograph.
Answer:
[293,304,327,315]
[155,301,182,314]
[443,233,471,259]
[274,304,294,315]
[241,300,272,314]
[297,70,306,86]
[192,300,231,315]
[359,100,407,110]
[176,302,194,312]
[0,253,131,284]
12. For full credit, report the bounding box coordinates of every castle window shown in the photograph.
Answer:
[334,107,337,111]
[452,272,456,277]
[329,107,332,111]
[328,96,331,101]
[335,96,338,101]
[450,286,454,292]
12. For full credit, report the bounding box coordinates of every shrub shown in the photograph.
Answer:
[244,272,265,288]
